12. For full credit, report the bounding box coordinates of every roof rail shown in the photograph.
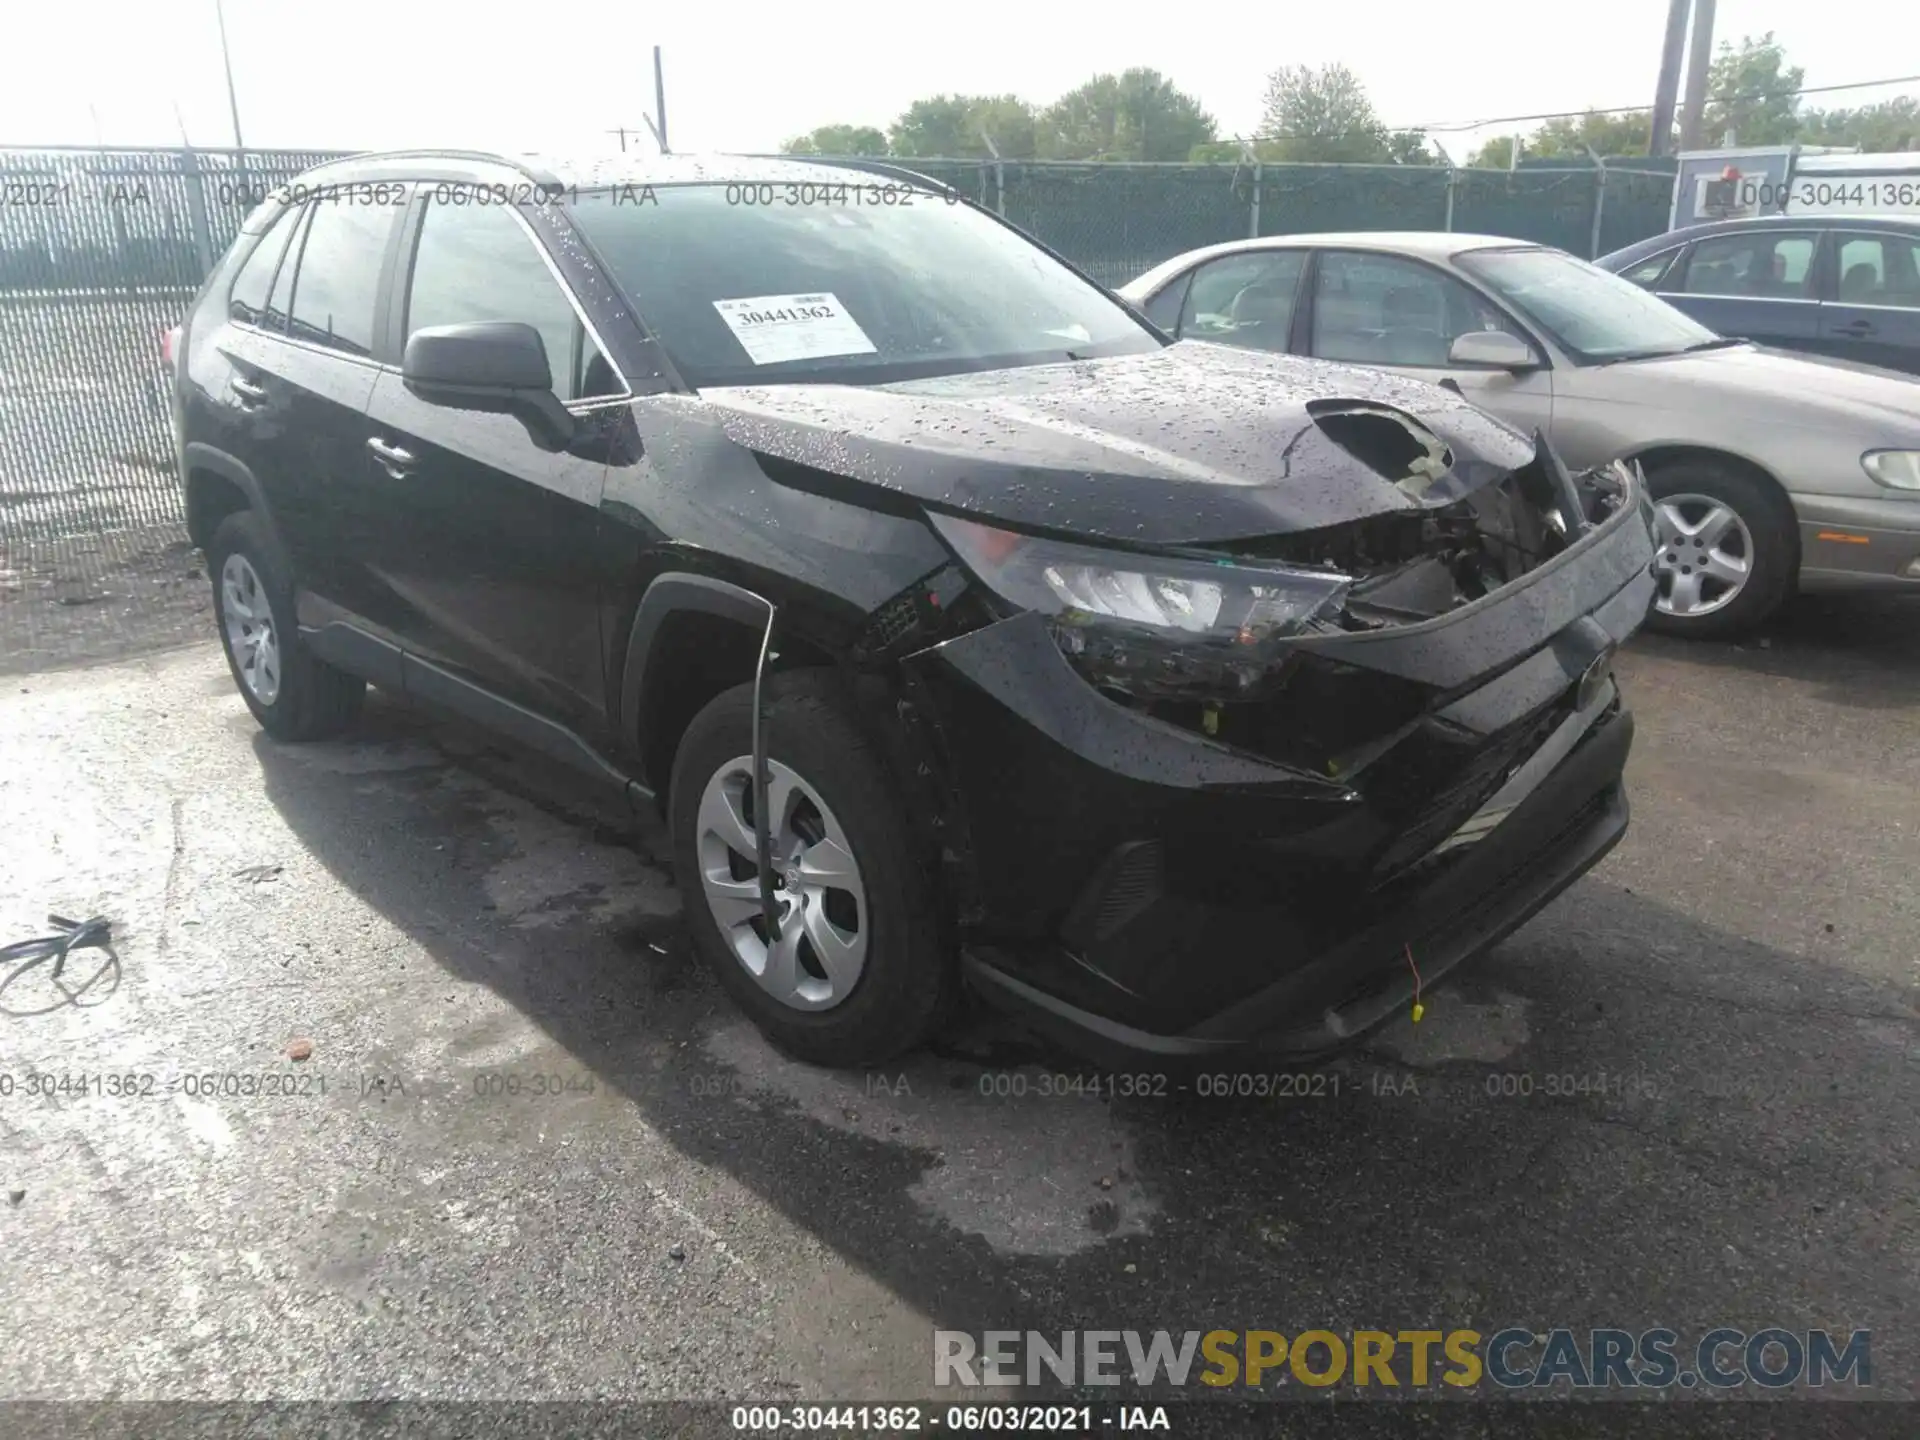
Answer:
[295,148,559,186]
[733,154,958,196]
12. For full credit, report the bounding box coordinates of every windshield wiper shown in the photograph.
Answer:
[1590,336,1744,366]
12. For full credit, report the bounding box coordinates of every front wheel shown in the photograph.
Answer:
[668,671,953,1067]
[1643,459,1797,640]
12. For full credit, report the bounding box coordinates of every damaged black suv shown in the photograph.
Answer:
[172,150,1657,1067]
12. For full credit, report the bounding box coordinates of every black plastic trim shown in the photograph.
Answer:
[180,442,289,566]
[300,621,404,692]
[619,572,778,751]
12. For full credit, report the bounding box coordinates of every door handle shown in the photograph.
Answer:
[1833,319,1875,337]
[366,436,416,476]
[229,375,268,406]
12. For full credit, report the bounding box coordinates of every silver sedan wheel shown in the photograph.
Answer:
[220,552,281,704]
[1653,493,1753,619]
[695,755,868,1012]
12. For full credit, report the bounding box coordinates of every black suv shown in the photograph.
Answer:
[172,150,1656,1068]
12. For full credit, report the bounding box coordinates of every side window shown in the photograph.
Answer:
[1835,235,1920,309]
[261,203,311,334]
[286,198,395,356]
[1141,273,1190,332]
[1310,251,1524,368]
[1621,249,1680,290]
[228,206,298,326]
[1678,232,1818,299]
[404,199,620,401]
[1175,252,1306,352]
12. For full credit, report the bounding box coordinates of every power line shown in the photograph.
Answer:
[1241,70,1920,146]
[1410,71,1920,135]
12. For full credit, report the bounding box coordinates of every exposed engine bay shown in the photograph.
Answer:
[1216,401,1633,631]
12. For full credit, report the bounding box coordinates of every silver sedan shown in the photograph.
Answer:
[1120,233,1920,637]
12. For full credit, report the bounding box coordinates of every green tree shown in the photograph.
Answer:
[1468,135,1517,169]
[779,124,890,157]
[1385,129,1438,165]
[1799,97,1920,151]
[1257,63,1391,162]
[1703,32,1804,146]
[1038,69,1216,161]
[889,94,1037,159]
[1531,109,1661,157]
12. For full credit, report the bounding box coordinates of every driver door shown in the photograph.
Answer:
[1302,249,1554,439]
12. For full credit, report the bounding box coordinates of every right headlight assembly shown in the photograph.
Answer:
[928,511,1351,702]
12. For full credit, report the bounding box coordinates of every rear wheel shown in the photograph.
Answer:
[669,671,953,1066]
[208,510,364,740]
[1643,459,1796,639]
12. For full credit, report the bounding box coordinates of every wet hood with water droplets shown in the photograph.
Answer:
[698,342,1539,546]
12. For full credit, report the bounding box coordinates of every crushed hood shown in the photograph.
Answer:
[698,343,1539,545]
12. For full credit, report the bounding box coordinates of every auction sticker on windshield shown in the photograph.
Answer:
[713,293,877,365]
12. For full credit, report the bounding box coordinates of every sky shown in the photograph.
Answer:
[6,0,1920,162]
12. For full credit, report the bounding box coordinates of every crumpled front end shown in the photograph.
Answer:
[891,438,1656,1064]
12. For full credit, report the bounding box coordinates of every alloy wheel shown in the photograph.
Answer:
[220,552,282,704]
[695,755,868,1011]
[1653,493,1753,619]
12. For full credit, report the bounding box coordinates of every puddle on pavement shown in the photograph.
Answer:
[704,1019,1157,1258]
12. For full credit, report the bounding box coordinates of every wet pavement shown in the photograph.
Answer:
[0,593,1916,1416]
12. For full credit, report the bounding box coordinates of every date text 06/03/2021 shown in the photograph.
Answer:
[730,1404,1169,1432]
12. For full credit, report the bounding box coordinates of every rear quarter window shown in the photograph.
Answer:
[228,206,298,326]
[286,197,401,357]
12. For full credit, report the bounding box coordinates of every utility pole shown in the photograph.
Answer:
[1649,0,1690,156]
[1678,0,1717,152]
[653,46,670,153]
[214,0,245,150]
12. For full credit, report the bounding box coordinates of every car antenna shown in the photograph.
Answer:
[749,601,781,943]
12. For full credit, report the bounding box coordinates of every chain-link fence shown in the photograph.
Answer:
[1,145,1678,659]
[1,146,343,667]
[846,156,1677,286]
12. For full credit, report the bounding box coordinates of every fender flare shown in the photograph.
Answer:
[619,572,775,754]
[182,442,293,576]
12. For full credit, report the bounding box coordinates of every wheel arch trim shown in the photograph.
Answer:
[182,442,292,571]
[619,571,776,759]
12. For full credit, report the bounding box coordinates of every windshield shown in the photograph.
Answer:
[1458,247,1723,362]
[565,182,1161,388]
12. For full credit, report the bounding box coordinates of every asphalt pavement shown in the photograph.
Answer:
[0,593,1915,1423]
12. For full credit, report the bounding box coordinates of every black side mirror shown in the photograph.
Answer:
[402,321,575,448]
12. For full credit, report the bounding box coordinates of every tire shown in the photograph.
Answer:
[207,510,365,741]
[669,670,954,1067]
[1642,457,1797,640]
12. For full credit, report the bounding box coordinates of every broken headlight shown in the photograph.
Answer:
[929,512,1351,701]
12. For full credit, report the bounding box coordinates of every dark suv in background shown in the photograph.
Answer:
[171,150,1655,1068]
[1598,213,1920,376]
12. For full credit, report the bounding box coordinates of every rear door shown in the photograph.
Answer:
[236,189,409,625]
[1816,229,1920,375]
[1662,227,1822,349]
[1300,248,1554,438]
[361,189,630,742]
[197,199,304,524]
[1156,250,1307,353]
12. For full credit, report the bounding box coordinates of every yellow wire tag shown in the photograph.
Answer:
[1411,1001,1425,1024]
